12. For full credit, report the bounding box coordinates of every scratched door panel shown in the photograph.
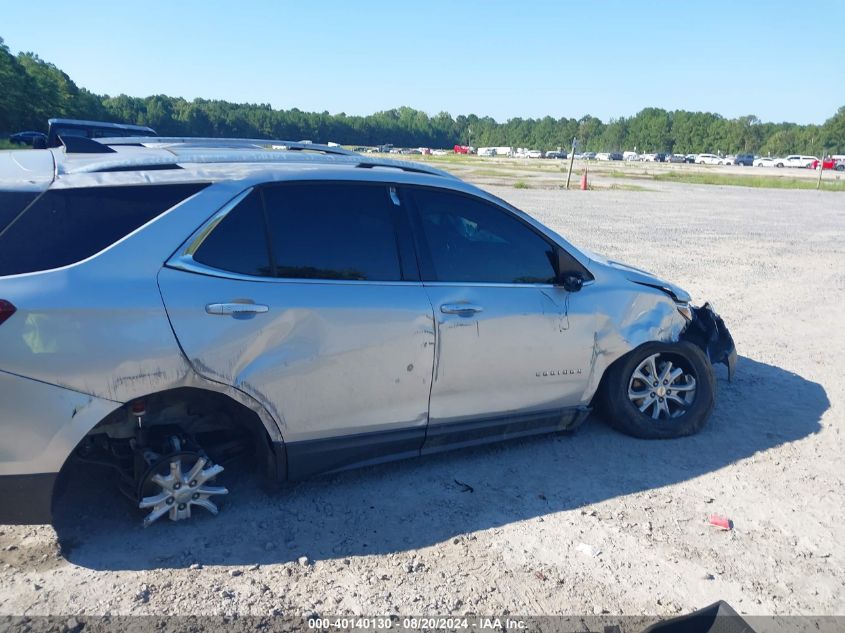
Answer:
[158,267,435,443]
[423,284,596,424]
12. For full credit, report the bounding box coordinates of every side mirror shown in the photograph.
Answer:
[552,247,586,292]
[561,273,584,292]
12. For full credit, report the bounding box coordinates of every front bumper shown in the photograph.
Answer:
[682,303,737,380]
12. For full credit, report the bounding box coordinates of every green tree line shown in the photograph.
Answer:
[2,37,844,155]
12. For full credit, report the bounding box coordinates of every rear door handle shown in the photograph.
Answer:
[205,302,269,316]
[440,303,483,315]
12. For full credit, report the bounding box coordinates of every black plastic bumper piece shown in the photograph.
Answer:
[682,303,737,380]
[0,473,56,524]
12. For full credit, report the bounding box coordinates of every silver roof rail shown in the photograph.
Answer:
[96,136,357,156]
[58,146,457,180]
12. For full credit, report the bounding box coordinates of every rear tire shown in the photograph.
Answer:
[600,341,715,439]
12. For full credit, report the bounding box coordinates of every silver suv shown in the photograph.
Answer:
[0,138,736,526]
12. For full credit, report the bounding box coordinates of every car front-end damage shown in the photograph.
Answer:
[679,302,737,380]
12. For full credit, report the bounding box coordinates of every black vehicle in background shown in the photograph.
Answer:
[8,131,47,146]
[39,118,157,148]
[609,152,623,161]
[735,154,754,166]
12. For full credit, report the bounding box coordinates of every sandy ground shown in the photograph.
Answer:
[1,180,843,619]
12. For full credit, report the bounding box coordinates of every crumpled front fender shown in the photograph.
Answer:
[680,303,737,380]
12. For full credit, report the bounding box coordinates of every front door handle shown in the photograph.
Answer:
[205,302,270,316]
[440,303,483,315]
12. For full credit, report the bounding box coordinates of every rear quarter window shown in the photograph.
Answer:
[0,183,208,277]
[0,191,40,233]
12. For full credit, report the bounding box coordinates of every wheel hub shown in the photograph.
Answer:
[138,452,228,527]
[627,352,697,421]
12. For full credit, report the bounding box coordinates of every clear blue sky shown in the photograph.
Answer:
[4,0,843,125]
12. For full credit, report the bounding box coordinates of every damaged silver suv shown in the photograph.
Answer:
[0,137,735,526]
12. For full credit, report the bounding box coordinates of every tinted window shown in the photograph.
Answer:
[0,191,39,233]
[411,188,556,284]
[193,191,272,276]
[263,183,401,281]
[0,184,207,277]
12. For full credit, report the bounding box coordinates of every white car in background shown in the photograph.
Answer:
[526,150,543,159]
[595,152,611,161]
[722,156,736,166]
[774,155,818,168]
[696,154,724,165]
[753,157,776,167]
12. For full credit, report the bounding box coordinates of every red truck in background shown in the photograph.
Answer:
[810,157,844,171]
[453,145,470,154]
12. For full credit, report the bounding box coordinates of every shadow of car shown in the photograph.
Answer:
[51,356,827,571]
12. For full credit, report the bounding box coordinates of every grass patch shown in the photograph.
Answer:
[651,171,845,191]
[513,180,530,189]
[605,183,653,192]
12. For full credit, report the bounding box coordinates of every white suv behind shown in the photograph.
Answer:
[774,155,818,168]
[695,154,724,165]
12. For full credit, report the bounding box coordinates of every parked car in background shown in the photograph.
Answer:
[696,153,724,165]
[684,154,696,164]
[735,154,754,166]
[641,153,657,162]
[581,152,597,160]
[723,156,736,166]
[623,151,639,161]
[526,150,543,159]
[545,150,567,159]
[666,154,685,163]
[477,147,496,157]
[43,118,157,148]
[595,152,611,161]
[608,152,623,161]
[8,131,47,146]
[753,157,776,167]
[810,158,845,171]
[774,155,818,168]
[0,136,736,526]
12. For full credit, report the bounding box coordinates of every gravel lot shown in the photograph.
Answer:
[1,180,843,619]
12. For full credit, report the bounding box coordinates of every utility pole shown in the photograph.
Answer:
[817,147,825,190]
[565,137,577,189]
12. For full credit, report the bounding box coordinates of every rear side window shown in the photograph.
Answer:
[0,191,40,233]
[263,183,401,281]
[0,184,207,277]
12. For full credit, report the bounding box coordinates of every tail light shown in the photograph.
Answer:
[0,300,16,326]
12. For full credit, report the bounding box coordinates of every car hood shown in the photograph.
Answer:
[583,249,692,303]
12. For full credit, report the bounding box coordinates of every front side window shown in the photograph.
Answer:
[262,183,401,281]
[409,188,557,284]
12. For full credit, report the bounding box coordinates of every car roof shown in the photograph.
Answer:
[1,137,460,190]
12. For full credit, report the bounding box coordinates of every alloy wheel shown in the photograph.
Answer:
[627,353,697,421]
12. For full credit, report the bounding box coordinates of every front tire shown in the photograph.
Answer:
[600,342,715,439]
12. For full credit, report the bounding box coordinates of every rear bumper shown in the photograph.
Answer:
[0,369,120,524]
[0,473,56,524]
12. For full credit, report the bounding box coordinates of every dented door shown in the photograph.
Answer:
[423,284,596,432]
[158,269,435,447]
